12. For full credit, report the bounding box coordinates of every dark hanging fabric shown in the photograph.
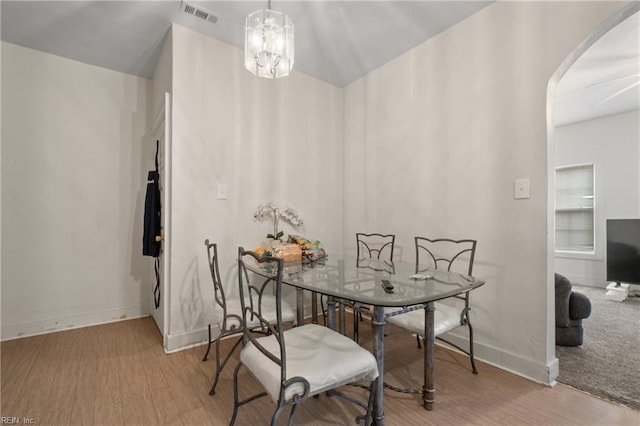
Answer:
[154,258,161,310]
[143,140,162,309]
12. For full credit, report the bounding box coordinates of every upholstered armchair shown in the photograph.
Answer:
[555,273,592,346]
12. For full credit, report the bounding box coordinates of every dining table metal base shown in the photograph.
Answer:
[371,306,386,425]
[423,301,436,411]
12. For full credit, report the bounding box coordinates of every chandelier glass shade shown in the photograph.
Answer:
[244,6,294,79]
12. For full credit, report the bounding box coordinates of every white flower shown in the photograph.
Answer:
[253,202,277,222]
[280,205,304,227]
[253,202,304,240]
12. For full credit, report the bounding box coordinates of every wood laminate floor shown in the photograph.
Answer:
[1,316,638,425]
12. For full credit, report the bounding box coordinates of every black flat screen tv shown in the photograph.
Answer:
[606,219,640,285]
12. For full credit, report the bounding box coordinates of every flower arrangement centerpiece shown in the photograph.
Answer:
[253,202,304,261]
[253,202,304,242]
[253,203,326,263]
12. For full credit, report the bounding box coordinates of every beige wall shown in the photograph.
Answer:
[343,1,627,383]
[1,42,151,338]
[165,25,344,350]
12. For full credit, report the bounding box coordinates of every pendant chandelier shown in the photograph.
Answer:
[244,0,294,79]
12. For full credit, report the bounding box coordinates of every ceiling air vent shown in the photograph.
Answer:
[180,1,218,24]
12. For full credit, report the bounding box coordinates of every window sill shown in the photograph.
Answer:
[554,250,602,261]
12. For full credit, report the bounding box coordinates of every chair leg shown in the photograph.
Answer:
[353,304,367,343]
[287,403,298,426]
[321,296,327,326]
[202,323,212,361]
[416,334,422,349]
[229,362,243,426]
[210,335,244,395]
[209,335,223,395]
[353,310,359,343]
[467,319,478,374]
[365,378,377,426]
[271,404,287,426]
[355,377,377,425]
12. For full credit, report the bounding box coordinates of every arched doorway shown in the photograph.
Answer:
[546,1,639,405]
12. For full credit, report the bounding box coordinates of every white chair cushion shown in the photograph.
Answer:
[213,295,296,330]
[240,324,379,402]
[385,302,461,337]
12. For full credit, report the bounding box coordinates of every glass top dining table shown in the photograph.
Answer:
[279,256,481,307]
[247,254,485,425]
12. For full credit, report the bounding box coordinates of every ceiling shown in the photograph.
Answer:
[554,10,640,126]
[1,1,638,125]
[0,0,493,87]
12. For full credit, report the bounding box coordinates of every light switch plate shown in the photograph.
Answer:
[217,183,228,200]
[514,178,530,199]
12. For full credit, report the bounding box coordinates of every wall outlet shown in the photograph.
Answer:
[217,183,228,200]
[514,178,530,199]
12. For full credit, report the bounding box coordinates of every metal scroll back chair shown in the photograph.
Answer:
[388,237,479,374]
[356,233,395,263]
[352,233,396,342]
[202,240,295,396]
[231,248,379,426]
[202,239,244,396]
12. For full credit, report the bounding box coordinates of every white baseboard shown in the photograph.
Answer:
[444,333,558,385]
[0,303,150,341]
[164,322,559,386]
[164,327,209,354]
